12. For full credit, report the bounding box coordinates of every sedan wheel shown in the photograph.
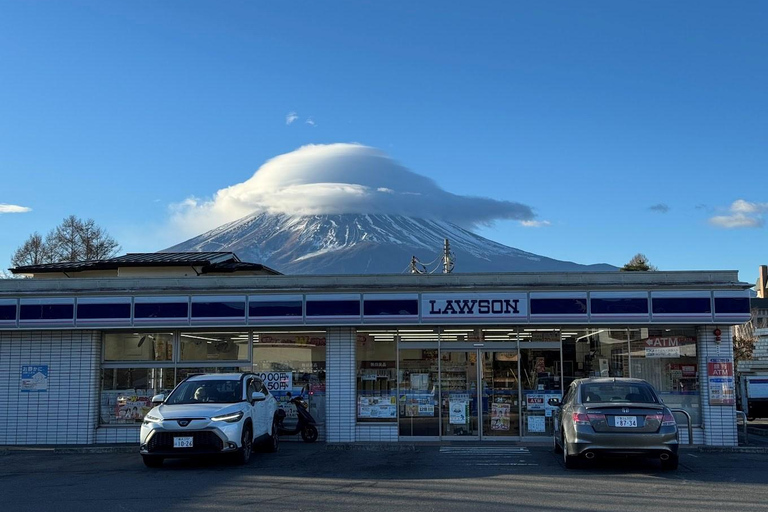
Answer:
[562,432,578,469]
[553,432,563,454]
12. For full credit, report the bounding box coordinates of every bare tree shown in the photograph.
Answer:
[10,232,52,267]
[10,216,120,267]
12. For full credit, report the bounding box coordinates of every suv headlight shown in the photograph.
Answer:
[211,411,244,423]
[143,414,162,425]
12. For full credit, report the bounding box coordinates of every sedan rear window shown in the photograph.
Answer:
[581,383,657,404]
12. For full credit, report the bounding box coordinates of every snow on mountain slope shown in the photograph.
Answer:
[164,212,617,274]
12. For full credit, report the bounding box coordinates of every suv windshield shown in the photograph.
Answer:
[581,383,658,404]
[165,379,243,405]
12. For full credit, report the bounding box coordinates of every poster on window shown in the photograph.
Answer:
[255,371,293,393]
[491,402,511,430]
[449,399,468,424]
[115,395,152,421]
[707,358,735,405]
[527,415,546,433]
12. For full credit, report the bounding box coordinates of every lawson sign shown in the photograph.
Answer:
[422,293,528,322]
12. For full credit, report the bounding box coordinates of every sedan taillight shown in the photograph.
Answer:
[662,410,676,427]
[645,411,676,427]
[572,412,590,425]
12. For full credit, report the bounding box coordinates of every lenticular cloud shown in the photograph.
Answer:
[171,143,535,235]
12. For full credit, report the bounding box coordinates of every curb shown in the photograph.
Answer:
[747,427,768,438]
[695,446,768,454]
[326,443,417,451]
[55,445,137,454]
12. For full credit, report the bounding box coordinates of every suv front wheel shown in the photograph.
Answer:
[236,425,253,465]
[264,420,280,453]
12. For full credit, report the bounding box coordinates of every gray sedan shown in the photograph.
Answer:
[548,377,678,469]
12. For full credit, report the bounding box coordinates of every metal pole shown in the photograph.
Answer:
[670,408,694,445]
[736,410,749,446]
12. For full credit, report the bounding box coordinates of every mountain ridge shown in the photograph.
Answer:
[165,212,617,274]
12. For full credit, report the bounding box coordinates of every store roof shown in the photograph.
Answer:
[10,252,282,276]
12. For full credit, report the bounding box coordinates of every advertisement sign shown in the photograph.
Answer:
[358,396,397,418]
[644,336,695,358]
[707,358,735,405]
[526,394,546,411]
[255,371,293,393]
[491,402,511,430]
[116,395,152,421]
[669,363,697,377]
[20,365,48,392]
[449,399,468,424]
[527,415,546,433]
[645,346,680,358]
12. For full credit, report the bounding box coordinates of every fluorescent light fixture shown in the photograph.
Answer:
[181,334,223,342]
[575,329,605,342]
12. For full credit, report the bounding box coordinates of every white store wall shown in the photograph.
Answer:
[0,330,100,445]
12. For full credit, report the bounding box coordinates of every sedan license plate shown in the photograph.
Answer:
[615,416,638,428]
[173,436,194,448]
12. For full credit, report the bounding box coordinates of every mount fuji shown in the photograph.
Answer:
[164,212,616,275]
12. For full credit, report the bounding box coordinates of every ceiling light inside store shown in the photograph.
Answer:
[575,330,605,342]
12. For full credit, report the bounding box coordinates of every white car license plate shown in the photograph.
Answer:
[615,416,638,428]
[173,436,193,448]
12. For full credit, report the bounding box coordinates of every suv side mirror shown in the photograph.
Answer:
[151,393,165,405]
[251,392,266,402]
[547,397,561,407]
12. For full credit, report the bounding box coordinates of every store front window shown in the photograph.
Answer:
[101,330,263,426]
[356,331,397,422]
[104,332,173,361]
[179,331,250,361]
[630,327,700,425]
[100,367,175,425]
[398,347,440,436]
[252,331,327,429]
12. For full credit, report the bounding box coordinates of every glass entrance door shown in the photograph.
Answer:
[481,351,520,437]
[440,351,479,438]
[519,347,562,437]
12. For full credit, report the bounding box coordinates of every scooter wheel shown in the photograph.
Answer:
[301,425,318,443]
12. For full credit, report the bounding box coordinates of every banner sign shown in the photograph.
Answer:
[20,365,48,392]
[255,371,293,393]
[421,293,528,321]
[707,358,735,405]
[644,337,692,358]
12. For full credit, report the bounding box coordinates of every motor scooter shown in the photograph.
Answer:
[276,389,319,442]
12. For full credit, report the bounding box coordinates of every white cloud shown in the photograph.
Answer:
[731,199,768,214]
[0,204,32,214]
[709,199,768,229]
[169,143,536,238]
[521,220,551,228]
[286,111,298,125]
[305,117,316,127]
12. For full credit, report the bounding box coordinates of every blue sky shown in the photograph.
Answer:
[1,1,767,284]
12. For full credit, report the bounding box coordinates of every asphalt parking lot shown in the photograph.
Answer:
[2,441,768,512]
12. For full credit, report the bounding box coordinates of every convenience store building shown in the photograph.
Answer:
[0,253,752,446]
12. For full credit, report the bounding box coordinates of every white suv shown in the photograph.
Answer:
[139,373,280,467]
